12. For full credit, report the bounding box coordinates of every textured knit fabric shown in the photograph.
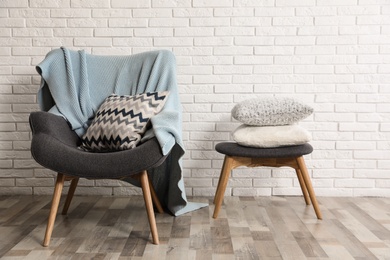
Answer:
[231,97,313,126]
[215,142,313,158]
[232,124,312,148]
[36,47,207,216]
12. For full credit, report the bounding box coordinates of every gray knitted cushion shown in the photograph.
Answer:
[231,97,313,126]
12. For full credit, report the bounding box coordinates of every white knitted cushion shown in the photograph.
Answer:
[232,124,312,148]
[231,97,313,126]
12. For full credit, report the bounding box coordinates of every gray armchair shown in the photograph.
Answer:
[29,111,166,246]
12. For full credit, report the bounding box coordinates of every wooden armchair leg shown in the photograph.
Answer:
[43,173,66,247]
[139,170,159,245]
[62,177,79,215]
[296,157,322,220]
[148,177,164,214]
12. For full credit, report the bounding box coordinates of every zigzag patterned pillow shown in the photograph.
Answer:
[81,91,169,152]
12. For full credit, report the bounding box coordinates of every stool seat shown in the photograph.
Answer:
[212,142,322,220]
[216,142,313,158]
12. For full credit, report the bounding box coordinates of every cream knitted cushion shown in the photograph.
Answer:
[232,124,312,148]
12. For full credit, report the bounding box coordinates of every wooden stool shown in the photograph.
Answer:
[213,142,322,220]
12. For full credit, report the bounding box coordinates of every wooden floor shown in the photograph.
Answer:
[0,195,389,260]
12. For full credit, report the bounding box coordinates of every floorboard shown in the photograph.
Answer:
[0,195,389,259]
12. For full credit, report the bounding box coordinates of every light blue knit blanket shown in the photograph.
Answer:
[36,47,207,216]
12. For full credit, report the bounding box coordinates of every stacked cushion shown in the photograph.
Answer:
[231,97,313,148]
[81,91,169,152]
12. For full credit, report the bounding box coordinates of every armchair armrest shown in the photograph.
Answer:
[29,111,81,147]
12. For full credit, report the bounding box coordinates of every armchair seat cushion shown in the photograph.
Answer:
[30,111,167,179]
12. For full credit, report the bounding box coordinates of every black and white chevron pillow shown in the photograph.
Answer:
[81,91,169,152]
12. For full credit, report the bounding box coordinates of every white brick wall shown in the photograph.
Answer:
[0,0,389,197]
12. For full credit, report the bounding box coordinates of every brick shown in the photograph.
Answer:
[0,0,28,7]
[111,0,148,7]
[212,103,236,112]
[10,9,49,18]
[0,178,15,186]
[336,65,377,74]
[255,46,293,55]
[134,8,172,18]
[256,26,296,36]
[276,0,315,6]
[360,35,390,45]
[16,178,54,187]
[92,9,131,17]
[233,75,271,84]
[154,37,193,47]
[32,38,73,47]
[358,15,390,25]
[314,75,353,84]
[75,38,112,47]
[51,9,91,18]
[94,28,132,37]
[0,38,31,47]
[215,27,255,36]
[191,17,230,27]
[355,169,390,179]
[108,18,147,28]
[255,7,294,16]
[71,0,109,7]
[295,65,334,74]
[273,75,313,84]
[254,65,292,74]
[68,18,107,28]
[316,55,356,64]
[317,36,357,45]
[194,37,232,46]
[193,75,231,84]
[296,7,337,16]
[152,0,191,8]
[0,18,25,27]
[30,0,69,7]
[175,28,214,37]
[173,47,212,55]
[340,122,378,132]
[275,56,315,65]
[134,28,173,37]
[182,104,211,112]
[231,17,271,27]
[340,25,380,35]
[254,84,295,93]
[0,187,32,195]
[240,37,276,47]
[235,0,274,7]
[54,28,93,37]
[317,0,357,5]
[193,0,233,7]
[150,18,189,27]
[273,17,313,26]
[297,26,338,36]
[215,7,253,17]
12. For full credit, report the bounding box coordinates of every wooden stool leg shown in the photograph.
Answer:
[62,177,79,215]
[139,170,159,245]
[43,173,66,247]
[296,157,322,220]
[148,176,164,214]
[295,169,310,205]
[213,156,234,219]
